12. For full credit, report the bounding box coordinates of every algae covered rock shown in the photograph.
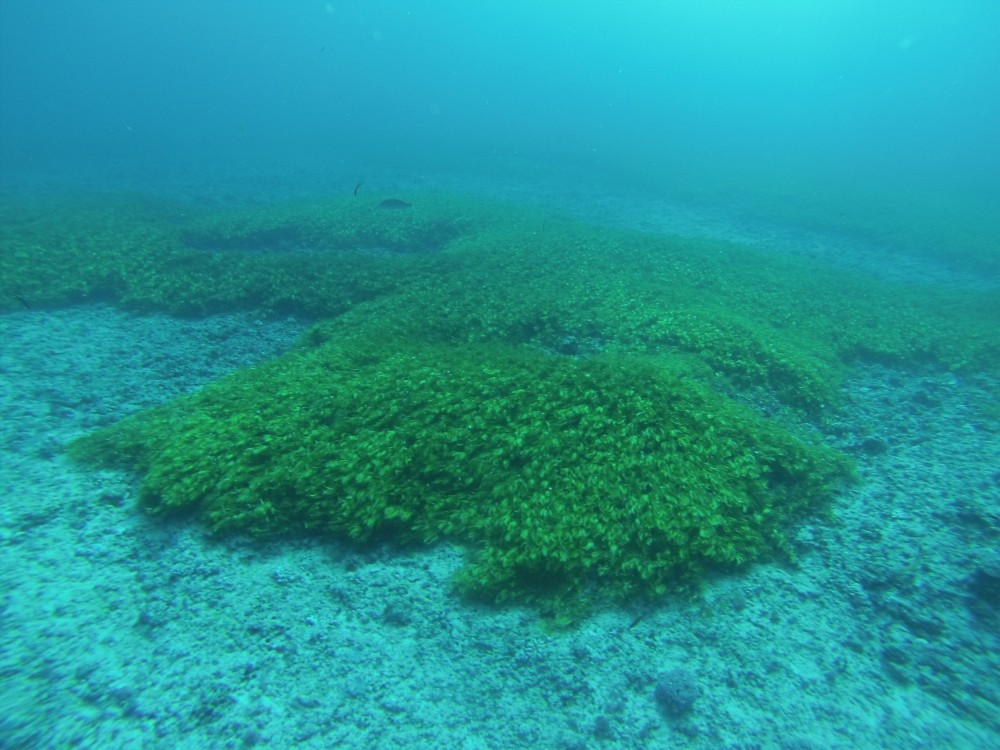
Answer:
[70,335,849,609]
[34,190,996,613]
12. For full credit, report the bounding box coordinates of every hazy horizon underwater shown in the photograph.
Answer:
[1,2,998,749]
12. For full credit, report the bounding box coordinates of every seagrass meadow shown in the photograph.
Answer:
[5,192,997,614]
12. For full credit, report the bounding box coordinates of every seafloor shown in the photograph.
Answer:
[1,166,998,749]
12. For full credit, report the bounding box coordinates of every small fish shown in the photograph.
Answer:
[625,611,647,631]
[354,180,363,196]
[377,198,411,209]
[14,295,31,311]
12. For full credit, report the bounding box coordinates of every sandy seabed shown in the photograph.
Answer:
[2,301,997,750]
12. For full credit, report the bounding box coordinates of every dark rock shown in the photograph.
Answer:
[100,490,127,507]
[378,198,411,209]
[859,436,888,455]
[911,389,941,408]
[381,601,412,627]
[654,668,700,717]
[967,555,1000,617]
[592,715,613,739]
[881,644,912,684]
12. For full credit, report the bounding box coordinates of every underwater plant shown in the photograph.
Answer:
[69,336,850,612]
[5,190,992,612]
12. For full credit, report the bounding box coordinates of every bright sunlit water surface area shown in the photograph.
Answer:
[1,2,998,749]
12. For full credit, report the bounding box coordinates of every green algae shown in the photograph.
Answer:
[69,336,849,611]
[5,190,995,611]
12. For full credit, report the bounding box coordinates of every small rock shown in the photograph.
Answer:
[593,715,612,739]
[859,436,888,455]
[968,555,1000,616]
[654,668,700,717]
[99,491,127,507]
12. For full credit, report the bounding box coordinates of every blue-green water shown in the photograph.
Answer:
[2,1,998,254]
[1,3,998,749]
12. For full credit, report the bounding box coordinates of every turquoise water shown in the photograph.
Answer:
[2,2,998,245]
[1,3,998,749]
